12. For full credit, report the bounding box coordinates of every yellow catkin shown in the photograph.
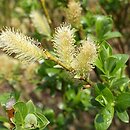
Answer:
[30,10,51,38]
[71,38,97,77]
[66,0,82,27]
[0,27,46,63]
[53,23,76,68]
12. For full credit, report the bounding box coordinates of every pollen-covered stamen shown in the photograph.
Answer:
[0,27,46,63]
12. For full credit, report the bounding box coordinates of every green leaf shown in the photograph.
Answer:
[35,112,50,129]
[56,113,64,126]
[102,41,112,56]
[103,31,122,40]
[14,102,28,120]
[46,68,60,77]
[56,80,62,90]
[99,46,109,63]
[15,125,26,130]
[104,56,117,75]
[14,111,23,125]
[94,105,114,130]
[95,58,105,74]
[26,100,36,113]
[116,110,129,123]
[112,77,130,88]
[0,93,10,106]
[96,16,113,40]
[0,116,8,122]
[111,54,129,75]
[95,95,107,107]
[116,92,130,110]
[95,84,114,104]
[43,108,55,123]
[80,89,91,109]
[65,89,76,101]
[97,42,112,71]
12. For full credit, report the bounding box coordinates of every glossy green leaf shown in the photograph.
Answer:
[14,111,23,125]
[103,31,122,40]
[95,95,107,106]
[112,77,130,88]
[111,54,129,75]
[56,80,62,90]
[104,56,117,75]
[95,84,114,104]
[0,93,10,106]
[80,89,91,109]
[35,112,50,129]
[14,102,28,121]
[96,41,113,73]
[102,41,112,55]
[99,42,112,63]
[116,92,130,110]
[15,125,26,130]
[94,105,114,130]
[65,89,76,101]
[96,16,113,40]
[116,110,129,123]
[95,58,105,74]
[46,68,60,77]
[26,100,36,113]
[43,108,55,123]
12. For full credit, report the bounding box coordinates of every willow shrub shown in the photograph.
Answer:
[0,0,129,130]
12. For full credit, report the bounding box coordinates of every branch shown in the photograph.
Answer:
[40,0,52,24]
[43,49,73,72]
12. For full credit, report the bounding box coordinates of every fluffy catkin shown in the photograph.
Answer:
[53,23,76,68]
[30,11,51,38]
[71,38,97,77]
[66,0,82,27]
[0,27,45,63]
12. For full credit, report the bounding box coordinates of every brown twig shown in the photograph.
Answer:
[40,0,52,24]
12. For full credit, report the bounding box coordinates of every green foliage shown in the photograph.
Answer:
[0,93,11,106]
[116,110,129,123]
[94,104,114,130]
[0,94,49,130]
[13,101,49,130]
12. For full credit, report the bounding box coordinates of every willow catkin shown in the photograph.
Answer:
[71,38,97,77]
[66,0,82,27]
[30,11,51,38]
[53,23,76,68]
[0,27,46,63]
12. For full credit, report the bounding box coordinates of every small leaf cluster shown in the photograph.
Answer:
[0,94,49,130]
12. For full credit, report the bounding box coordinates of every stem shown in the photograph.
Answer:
[42,49,96,86]
[42,50,95,86]
[43,49,73,72]
[40,0,51,24]
[79,76,95,86]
